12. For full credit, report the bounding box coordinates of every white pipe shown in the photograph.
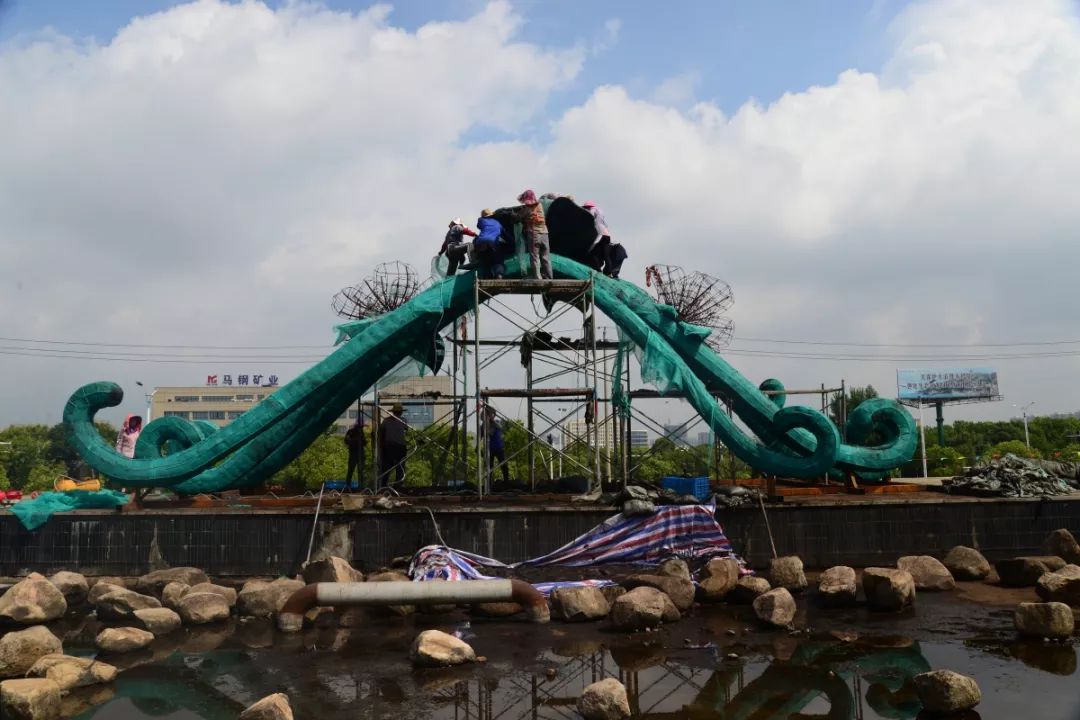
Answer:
[317,579,513,606]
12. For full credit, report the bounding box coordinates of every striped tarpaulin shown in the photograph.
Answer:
[407,505,745,593]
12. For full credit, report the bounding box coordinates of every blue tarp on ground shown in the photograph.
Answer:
[9,490,130,531]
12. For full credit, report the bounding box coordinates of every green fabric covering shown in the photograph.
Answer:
[64,237,915,489]
[9,489,130,531]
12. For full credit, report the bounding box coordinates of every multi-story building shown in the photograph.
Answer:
[629,430,649,449]
[562,419,616,450]
[696,431,714,447]
[662,424,691,447]
[151,374,453,433]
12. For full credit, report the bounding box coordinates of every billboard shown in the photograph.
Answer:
[896,368,1000,402]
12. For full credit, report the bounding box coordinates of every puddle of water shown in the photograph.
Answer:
[42,594,1080,720]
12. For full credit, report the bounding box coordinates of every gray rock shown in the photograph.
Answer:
[817,566,857,607]
[185,583,237,608]
[0,678,61,720]
[0,574,67,625]
[609,587,678,631]
[132,608,182,635]
[550,586,610,622]
[599,585,626,606]
[728,576,771,604]
[237,578,305,618]
[1035,564,1080,605]
[623,574,695,612]
[409,630,476,667]
[576,677,631,720]
[470,602,523,618]
[752,588,796,627]
[161,582,189,612]
[995,556,1066,587]
[95,627,154,653]
[87,582,125,606]
[698,558,741,602]
[914,670,981,713]
[862,568,915,611]
[88,576,127,590]
[942,546,991,581]
[1042,529,1080,565]
[239,692,294,720]
[176,592,230,625]
[47,572,88,606]
[301,557,363,584]
[656,558,691,581]
[93,588,160,621]
[897,556,955,591]
[26,655,116,691]
[622,499,655,515]
[0,626,62,679]
[768,556,807,593]
[135,568,209,598]
[1014,601,1075,639]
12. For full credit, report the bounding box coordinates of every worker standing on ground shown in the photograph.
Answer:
[439,218,477,276]
[507,189,552,279]
[485,405,510,486]
[473,209,506,279]
[375,403,408,487]
[582,200,611,272]
[343,418,365,492]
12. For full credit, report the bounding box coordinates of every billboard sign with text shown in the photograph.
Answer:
[897,368,1000,402]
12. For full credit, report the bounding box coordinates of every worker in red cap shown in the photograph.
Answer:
[507,189,552,279]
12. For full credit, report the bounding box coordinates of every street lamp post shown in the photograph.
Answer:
[136,381,156,421]
[1013,402,1036,448]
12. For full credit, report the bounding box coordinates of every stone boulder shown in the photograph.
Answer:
[89,576,127,589]
[237,578,305,618]
[610,587,678,631]
[0,678,61,720]
[301,556,364,584]
[47,572,88,606]
[550,586,610,622]
[185,583,237,608]
[0,626,62,679]
[176,592,230,625]
[1036,564,1080,606]
[942,546,991,581]
[768,556,807,593]
[409,630,476,667]
[862,568,915,611]
[26,655,117,691]
[161,582,189,612]
[239,692,294,720]
[817,566,857,607]
[728,576,771,604]
[135,568,209,598]
[471,602,523,618]
[914,670,980,714]
[623,574,695,612]
[752,588,796,627]
[0,574,67,625]
[87,582,125,605]
[132,608,182,635]
[365,572,414,616]
[698,558,741,602]
[995,556,1066,587]
[1014,602,1075,639]
[1042,529,1080,565]
[897,556,956,591]
[93,588,161,621]
[656,558,691,581]
[577,678,631,720]
[95,627,154,653]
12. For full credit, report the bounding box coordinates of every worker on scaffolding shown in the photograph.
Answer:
[505,189,552,279]
[439,218,477,276]
[484,405,510,487]
[375,403,408,487]
[343,417,365,492]
[473,209,507,279]
[582,200,611,272]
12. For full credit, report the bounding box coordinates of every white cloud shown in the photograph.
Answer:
[1,0,1079,429]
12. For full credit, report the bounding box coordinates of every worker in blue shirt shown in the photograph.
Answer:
[473,209,506,279]
[485,405,510,485]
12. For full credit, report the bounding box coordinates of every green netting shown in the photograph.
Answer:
[9,489,130,531]
[64,214,916,489]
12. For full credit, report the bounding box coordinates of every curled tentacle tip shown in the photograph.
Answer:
[758,378,786,408]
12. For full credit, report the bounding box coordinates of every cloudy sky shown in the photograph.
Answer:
[1,0,1078,429]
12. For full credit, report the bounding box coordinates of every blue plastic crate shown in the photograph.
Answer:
[660,476,712,501]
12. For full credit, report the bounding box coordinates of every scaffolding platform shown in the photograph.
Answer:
[477,279,591,296]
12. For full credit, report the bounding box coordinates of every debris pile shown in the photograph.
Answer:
[942,454,1079,498]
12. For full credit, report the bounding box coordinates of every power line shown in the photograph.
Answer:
[0,336,329,350]
[733,336,1080,348]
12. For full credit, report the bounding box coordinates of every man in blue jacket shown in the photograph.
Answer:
[473,209,507,279]
[485,405,510,486]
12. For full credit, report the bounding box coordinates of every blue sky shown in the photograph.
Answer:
[0,0,906,116]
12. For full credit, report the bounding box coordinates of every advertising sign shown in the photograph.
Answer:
[896,368,999,402]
